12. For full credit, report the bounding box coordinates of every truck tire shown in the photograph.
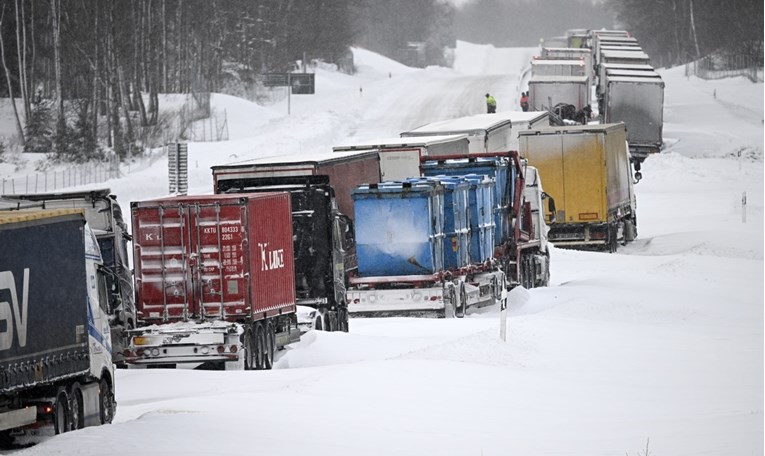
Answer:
[264,321,275,370]
[338,307,349,332]
[99,378,115,424]
[314,312,324,331]
[608,224,618,253]
[457,283,467,318]
[254,323,266,370]
[243,328,256,371]
[55,388,70,434]
[70,383,85,430]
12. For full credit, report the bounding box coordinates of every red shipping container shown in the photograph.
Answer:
[131,193,295,324]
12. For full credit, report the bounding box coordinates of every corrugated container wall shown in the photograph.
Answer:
[131,193,296,324]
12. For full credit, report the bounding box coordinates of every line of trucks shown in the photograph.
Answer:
[0,42,645,440]
[530,28,664,167]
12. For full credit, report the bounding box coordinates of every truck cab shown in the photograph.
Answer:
[215,175,354,332]
[0,190,135,366]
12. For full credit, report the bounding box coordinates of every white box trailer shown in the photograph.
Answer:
[541,48,594,82]
[603,75,665,162]
[332,134,470,181]
[597,63,655,94]
[531,59,589,82]
[599,49,650,70]
[528,75,590,112]
[401,112,550,153]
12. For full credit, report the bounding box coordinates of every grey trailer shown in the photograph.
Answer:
[527,75,590,112]
[603,75,665,162]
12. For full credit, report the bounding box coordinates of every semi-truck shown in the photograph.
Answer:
[602,74,665,162]
[211,153,378,332]
[346,150,553,317]
[401,112,551,153]
[0,209,116,444]
[518,123,637,252]
[0,189,135,367]
[126,193,301,370]
[332,134,470,181]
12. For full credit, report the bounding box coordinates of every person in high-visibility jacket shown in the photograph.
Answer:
[485,93,497,113]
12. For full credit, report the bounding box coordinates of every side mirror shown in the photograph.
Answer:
[546,196,557,224]
[634,171,642,184]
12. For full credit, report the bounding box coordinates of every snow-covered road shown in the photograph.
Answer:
[7,42,763,456]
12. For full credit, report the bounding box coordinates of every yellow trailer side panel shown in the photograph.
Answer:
[561,132,607,224]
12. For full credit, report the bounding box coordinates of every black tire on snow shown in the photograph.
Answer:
[54,389,69,434]
[99,378,115,425]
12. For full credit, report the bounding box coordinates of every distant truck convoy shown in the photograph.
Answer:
[126,193,301,370]
[0,189,135,367]
[518,123,637,252]
[332,134,470,181]
[0,210,115,444]
[401,111,551,153]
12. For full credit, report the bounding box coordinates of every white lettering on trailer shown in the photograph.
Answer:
[0,269,30,350]
[258,243,285,271]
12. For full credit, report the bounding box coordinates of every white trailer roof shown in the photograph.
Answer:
[215,149,378,168]
[403,111,550,135]
[606,69,661,78]
[529,75,589,83]
[532,59,586,66]
[600,63,654,71]
[542,47,591,54]
[600,49,650,60]
[332,134,469,151]
[607,75,665,85]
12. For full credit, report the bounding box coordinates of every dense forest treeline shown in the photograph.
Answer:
[0,1,761,162]
[0,0,453,161]
[607,0,763,68]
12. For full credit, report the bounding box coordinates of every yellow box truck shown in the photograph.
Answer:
[518,123,637,252]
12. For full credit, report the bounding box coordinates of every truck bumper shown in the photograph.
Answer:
[347,286,447,317]
[124,323,242,366]
[0,406,37,432]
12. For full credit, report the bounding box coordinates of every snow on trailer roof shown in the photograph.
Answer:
[211,149,378,169]
[402,112,549,135]
[519,122,626,136]
[600,63,655,71]
[531,59,586,66]
[597,36,638,43]
[528,75,589,83]
[542,47,591,53]
[606,75,666,85]
[606,69,661,78]
[0,208,85,225]
[600,49,650,60]
[332,134,469,151]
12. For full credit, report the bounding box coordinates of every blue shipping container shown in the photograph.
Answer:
[353,181,445,277]
[422,157,513,245]
[463,174,495,263]
[418,176,470,270]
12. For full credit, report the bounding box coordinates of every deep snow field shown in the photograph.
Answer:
[1,40,763,455]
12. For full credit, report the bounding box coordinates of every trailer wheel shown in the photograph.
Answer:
[54,389,70,434]
[98,378,115,424]
[608,224,618,253]
[243,328,256,371]
[70,383,85,430]
[324,311,335,332]
[338,307,349,332]
[457,283,467,318]
[254,323,266,370]
[313,313,324,331]
[264,321,275,370]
